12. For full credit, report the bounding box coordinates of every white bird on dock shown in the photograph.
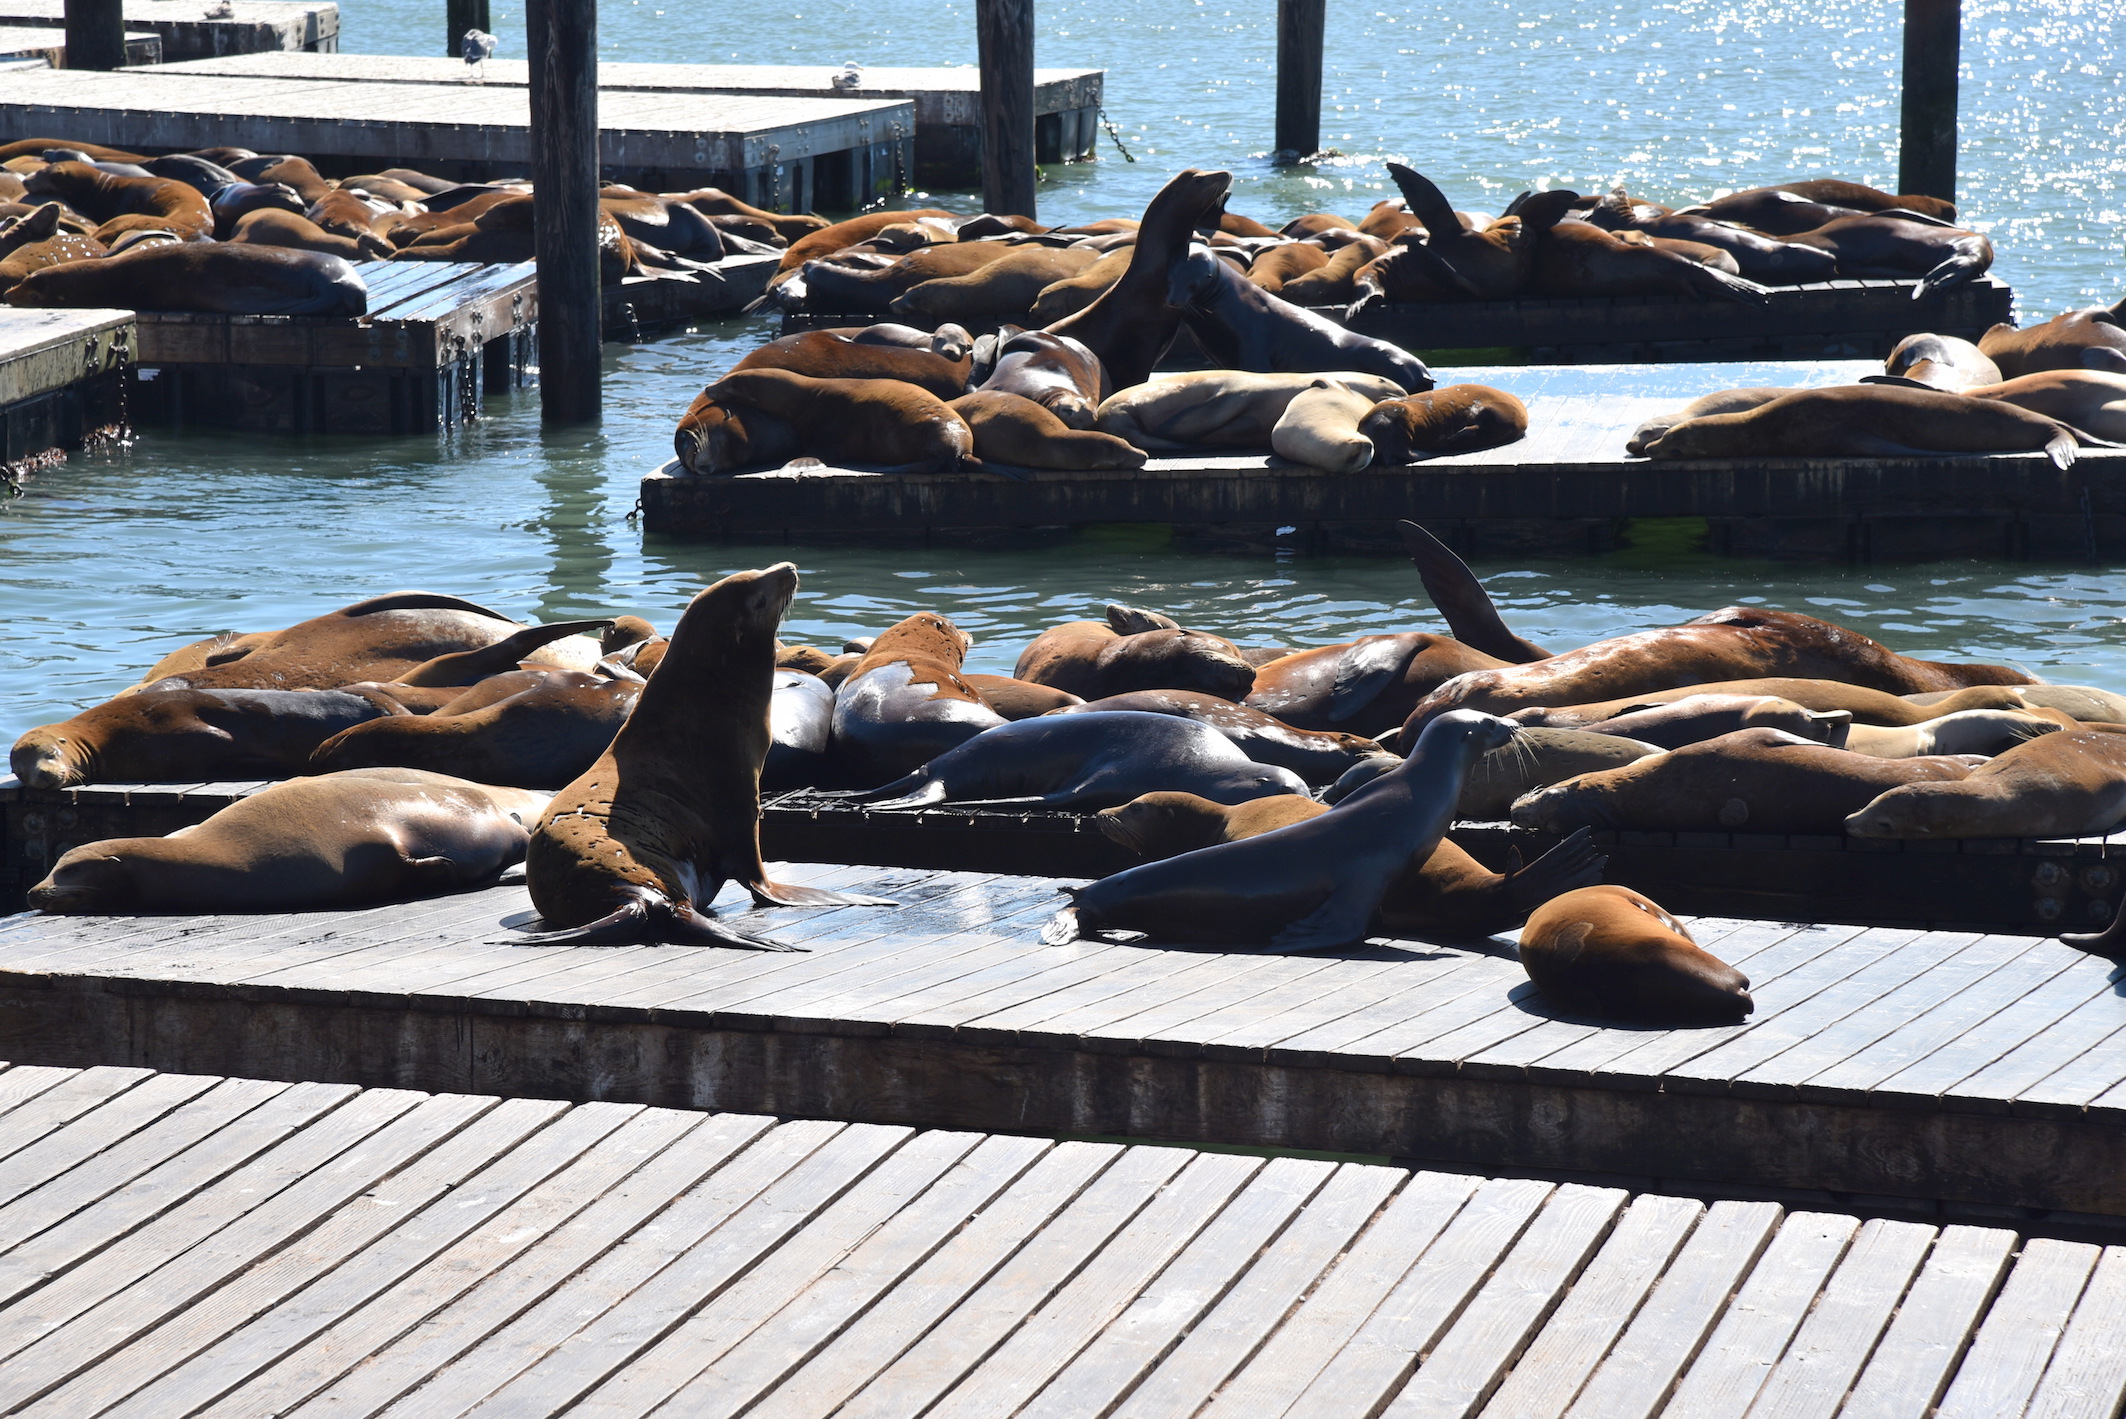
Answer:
[203,0,233,16]
[830,61,863,92]
[461,28,498,81]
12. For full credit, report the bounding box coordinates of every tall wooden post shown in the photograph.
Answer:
[526,0,601,424]
[1898,0,1960,202]
[1274,0,1325,161]
[62,0,125,70]
[445,0,490,57]
[976,0,1037,219]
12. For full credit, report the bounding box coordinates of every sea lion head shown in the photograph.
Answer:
[1101,628,1256,700]
[28,842,138,914]
[1164,245,1226,308]
[1097,790,1227,858]
[1412,708,1520,761]
[9,722,92,789]
[1843,781,1963,839]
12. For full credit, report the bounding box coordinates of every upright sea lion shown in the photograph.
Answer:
[1636,384,2092,469]
[11,688,394,789]
[1885,333,2003,391]
[1167,245,1432,391]
[948,391,1148,471]
[309,676,640,788]
[732,330,972,401]
[832,611,1006,783]
[1964,369,2126,441]
[522,563,891,948]
[1362,386,1529,461]
[1047,167,1233,389]
[974,328,1109,428]
[1845,730,2126,839]
[1094,370,1406,452]
[674,368,972,475]
[1270,379,1379,473]
[21,161,212,242]
[1518,886,1752,1024]
[1978,303,2126,378]
[5,243,368,317]
[29,769,550,915]
[1042,709,1516,951]
[1048,689,1386,784]
[1015,616,1256,700]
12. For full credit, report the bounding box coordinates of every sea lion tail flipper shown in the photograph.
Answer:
[2061,903,2126,960]
[669,902,806,951]
[749,878,897,909]
[505,898,655,946]
[1383,163,1462,237]
[1505,827,1609,915]
[1397,520,1551,662]
[1269,890,1374,954]
[338,591,519,621]
[2045,431,2079,471]
[1040,906,1083,946]
[848,779,951,810]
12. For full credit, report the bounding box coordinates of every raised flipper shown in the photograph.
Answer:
[392,618,616,687]
[1384,163,1464,240]
[1269,888,1377,953]
[505,894,801,950]
[1107,604,1182,634]
[749,878,898,908]
[1504,827,1608,915]
[1398,521,1550,663]
[339,591,519,621]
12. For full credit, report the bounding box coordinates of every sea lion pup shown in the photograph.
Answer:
[1636,384,2093,470]
[1362,385,1529,461]
[1042,710,1515,951]
[1094,370,1406,452]
[731,330,973,401]
[974,328,1109,428]
[1046,167,1232,389]
[1512,728,1977,835]
[1015,614,1256,700]
[1885,332,2003,391]
[962,673,1082,720]
[673,368,973,476]
[949,391,1147,471]
[30,769,548,915]
[11,688,396,789]
[1845,730,2126,840]
[4,242,369,317]
[1048,689,1386,784]
[1559,693,1853,750]
[21,161,213,243]
[1518,886,1752,1025]
[1963,369,2126,442]
[308,677,641,788]
[846,711,1307,812]
[1625,388,1791,456]
[1782,213,1994,296]
[1978,303,2126,378]
[522,563,891,949]
[1166,245,1433,392]
[1270,379,1378,473]
[832,611,1006,783]
[1097,791,1605,938]
[1840,708,2060,759]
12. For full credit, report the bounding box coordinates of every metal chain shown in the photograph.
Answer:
[1097,108,1137,162]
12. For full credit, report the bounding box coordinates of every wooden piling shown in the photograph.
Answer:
[444,0,489,58]
[60,0,123,69]
[1898,0,1960,203]
[975,0,1036,219]
[525,0,599,423]
[1274,0,1324,160]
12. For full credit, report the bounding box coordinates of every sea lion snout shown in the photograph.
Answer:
[9,729,85,789]
[27,850,130,913]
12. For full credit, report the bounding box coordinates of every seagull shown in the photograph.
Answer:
[830,61,862,92]
[203,0,233,16]
[461,28,498,81]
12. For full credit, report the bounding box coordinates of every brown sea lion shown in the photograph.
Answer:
[948,391,1147,470]
[393,196,635,280]
[1029,245,1132,323]
[232,208,394,261]
[521,563,891,948]
[1782,214,1993,295]
[1244,634,1509,735]
[1978,304,2126,378]
[29,769,549,915]
[1625,388,1792,456]
[962,674,1083,720]
[974,328,1109,428]
[1047,167,1233,389]
[1361,385,1529,461]
[1014,616,1256,701]
[1558,693,1852,750]
[1454,727,1662,819]
[307,188,394,245]
[209,180,306,239]
[1514,192,1767,304]
[1167,245,1432,390]
[1048,688,1385,784]
[732,330,972,401]
[5,242,368,316]
[309,677,640,788]
[1094,370,1406,452]
[1358,198,1424,240]
[1512,728,1976,834]
[1774,180,1956,221]
[669,187,829,244]
[1684,189,1872,236]
[22,161,212,243]
[800,241,1014,313]
[673,368,972,475]
[1636,384,2091,469]
[0,209,105,294]
[1269,379,1379,473]
[11,688,395,789]
[1247,241,1330,293]
[1345,165,1530,309]
[1585,191,1838,285]
[227,154,334,204]
[1841,709,2060,759]
[1965,369,2126,441]
[1281,213,1358,238]
[1885,332,2003,390]
[1513,679,2028,730]
[1277,235,1390,305]
[1845,730,2126,839]
[889,244,1101,323]
[1518,886,1752,1024]
[832,611,1006,783]
[771,208,956,275]
[0,139,145,166]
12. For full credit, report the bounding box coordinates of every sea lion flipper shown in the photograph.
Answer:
[1397,521,1551,663]
[1106,604,1181,634]
[2045,432,2078,470]
[1040,906,1083,946]
[749,879,897,909]
[670,902,805,951]
[1329,639,1415,724]
[338,591,518,621]
[1270,891,1374,953]
[1505,827,1609,915]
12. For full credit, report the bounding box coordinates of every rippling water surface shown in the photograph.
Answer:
[2,1,2123,741]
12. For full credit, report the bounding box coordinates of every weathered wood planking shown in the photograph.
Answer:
[6,865,2126,1217]
[0,308,132,479]
[0,1065,2116,1417]
[0,0,335,57]
[0,25,159,63]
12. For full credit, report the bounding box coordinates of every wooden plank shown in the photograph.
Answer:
[0,1066,151,1167]
[0,1070,215,1205]
[2022,1245,2126,1419]
[1656,1212,1859,1417]
[1934,1238,2099,1419]
[1738,1218,1938,1419]
[1870,954,2118,1106]
[1839,1225,2018,1419]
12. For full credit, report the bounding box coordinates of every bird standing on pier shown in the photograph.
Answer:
[831,61,864,92]
[461,28,498,81]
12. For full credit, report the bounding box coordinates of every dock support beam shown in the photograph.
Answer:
[976,0,1037,219]
[1898,0,1960,204]
[61,0,125,70]
[445,0,491,58]
[1274,0,1324,161]
[526,0,601,423]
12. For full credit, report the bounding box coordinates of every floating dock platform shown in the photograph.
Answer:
[0,1063,2116,1418]
[603,254,782,338]
[153,51,1106,189]
[641,358,2126,559]
[126,258,536,435]
[0,308,132,483]
[0,0,334,58]
[5,863,2126,1224]
[0,23,159,65]
[0,68,914,211]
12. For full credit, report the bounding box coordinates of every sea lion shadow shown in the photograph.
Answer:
[1098,933,1468,965]
[1501,979,1735,1031]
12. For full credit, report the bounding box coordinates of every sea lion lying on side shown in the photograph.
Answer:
[1635,384,2094,470]
[1845,730,2126,839]
[1518,885,1752,1024]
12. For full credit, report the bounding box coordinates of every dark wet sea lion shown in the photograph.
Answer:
[1846,729,2126,840]
[1519,886,1752,1024]
[11,688,394,789]
[1773,180,1956,221]
[1782,214,1993,295]
[962,673,1083,720]
[1362,386,1529,461]
[22,161,212,242]
[1048,688,1385,784]
[1043,710,1514,950]
[1167,245,1432,391]
[1245,634,1509,734]
[974,328,1109,428]
[309,677,640,788]
[209,180,306,239]
[599,191,727,259]
[765,669,835,789]
[1512,727,1976,834]
[1582,192,1838,284]
[1964,369,2126,442]
[1097,790,1606,938]
[849,711,1307,811]
[832,611,1005,783]
[1454,727,1661,819]
[1637,384,2091,469]
[1686,189,1870,236]
[29,769,549,915]
[1514,192,1768,304]
[731,330,972,401]
[1346,165,1530,308]
[523,563,891,948]
[1047,167,1233,389]
[5,242,368,316]
[1978,304,2126,378]
[674,368,972,475]
[143,154,243,198]
[670,186,833,245]
[1015,617,1256,701]
[949,391,1148,470]
[1885,332,2002,391]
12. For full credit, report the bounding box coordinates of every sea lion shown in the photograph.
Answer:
[1454,727,1662,819]
[1885,333,2003,391]
[1964,369,2126,442]
[798,242,1015,313]
[394,196,636,281]
[1625,388,1791,456]
[832,611,1006,783]
[1041,709,1515,951]
[307,188,394,245]
[1636,384,2091,469]
[771,208,957,275]
[598,191,727,259]
[1558,693,1852,750]
[673,368,972,475]
[427,667,605,714]
[0,211,105,294]
[1094,370,1407,452]
[1246,241,1329,293]
[1518,886,1752,1024]
[848,710,1307,811]
[1783,214,1994,295]
[1969,684,2126,724]
[1345,166,1531,309]
[308,676,639,788]
[1512,192,1768,305]
[948,391,1148,471]
[1244,634,1509,735]
[974,328,1109,428]
[889,244,1101,323]
[4,243,368,317]
[29,769,549,915]
[670,186,831,244]
[144,154,243,197]
[731,330,972,401]
[209,180,307,239]
[1512,728,1976,835]
[1097,790,1606,938]
[1029,245,1132,323]
[1015,615,1256,701]
[11,688,394,789]
[0,139,145,166]
[227,154,334,204]
[1167,245,1433,391]
[1361,385,1529,461]
[231,208,391,261]
[765,669,835,789]
[21,161,212,243]
[1047,167,1232,389]
[962,673,1083,720]
[1978,304,2126,378]
[1841,708,2059,759]
[1396,519,1553,665]
[1685,188,1882,236]
[522,563,891,949]
[1270,379,1378,473]
[1048,689,1386,784]
[1277,236,1390,305]
[1845,730,2126,840]
[1516,679,2029,729]
[1584,192,1837,285]
[1772,180,1956,221]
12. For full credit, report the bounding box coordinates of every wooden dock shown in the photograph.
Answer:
[0,68,914,211]
[0,0,335,59]
[0,24,159,65]
[641,358,2126,559]
[0,1066,2116,1419]
[604,253,782,338]
[0,308,131,484]
[124,258,536,435]
[151,52,1106,188]
[6,863,2126,1218]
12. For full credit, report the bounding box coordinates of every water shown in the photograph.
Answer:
[4,1,2125,741]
